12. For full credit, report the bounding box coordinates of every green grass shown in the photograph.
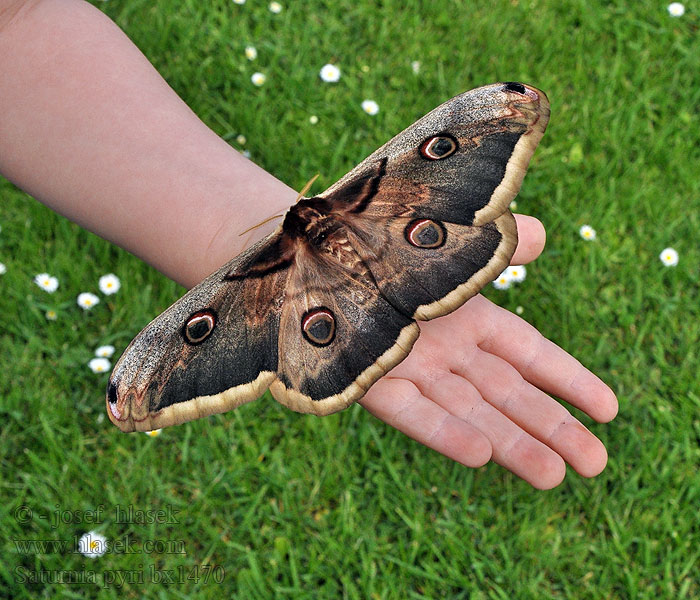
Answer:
[1,0,699,597]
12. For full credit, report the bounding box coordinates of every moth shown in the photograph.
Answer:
[107,82,549,432]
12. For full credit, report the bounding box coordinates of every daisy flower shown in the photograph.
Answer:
[319,64,341,83]
[78,531,107,559]
[309,115,319,125]
[232,0,246,4]
[77,292,100,310]
[98,273,120,295]
[411,60,421,74]
[236,134,247,145]
[492,270,512,290]
[668,3,685,17]
[659,247,679,267]
[45,309,58,321]
[144,429,162,437]
[269,2,282,13]
[245,46,257,60]
[34,273,59,293]
[579,225,596,241]
[0,262,6,275]
[95,345,115,358]
[361,100,379,115]
[88,357,111,373]
[506,265,526,282]
[515,306,524,315]
[251,72,266,86]
[509,200,518,211]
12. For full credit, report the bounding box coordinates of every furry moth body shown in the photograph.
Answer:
[107,82,549,432]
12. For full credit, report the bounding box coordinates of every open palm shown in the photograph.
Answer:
[360,215,618,489]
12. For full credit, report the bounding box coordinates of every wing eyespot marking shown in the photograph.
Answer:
[404,219,447,249]
[419,134,458,160]
[302,307,336,347]
[183,310,217,345]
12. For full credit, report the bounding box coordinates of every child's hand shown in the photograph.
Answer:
[360,215,618,489]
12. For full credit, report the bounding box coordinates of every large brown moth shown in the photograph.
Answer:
[107,82,549,432]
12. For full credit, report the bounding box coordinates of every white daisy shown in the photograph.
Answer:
[34,273,59,293]
[309,115,319,125]
[509,200,518,211]
[144,429,162,437]
[492,269,512,290]
[245,46,257,60]
[232,0,246,4]
[659,247,679,267]
[361,100,379,115]
[88,357,111,373]
[319,64,341,83]
[579,224,596,241]
[45,309,58,321]
[668,3,685,17]
[251,72,266,86]
[78,531,107,558]
[95,345,115,358]
[269,2,282,13]
[507,265,527,282]
[98,273,120,295]
[411,60,421,74]
[0,262,6,275]
[236,134,247,145]
[515,306,524,315]
[77,292,100,310]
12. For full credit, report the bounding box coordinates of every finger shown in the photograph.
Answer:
[512,214,546,265]
[359,378,492,469]
[412,370,567,489]
[472,296,618,423]
[451,347,609,479]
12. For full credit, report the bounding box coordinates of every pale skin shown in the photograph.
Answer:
[0,0,617,489]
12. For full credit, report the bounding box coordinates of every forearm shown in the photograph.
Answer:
[0,0,296,287]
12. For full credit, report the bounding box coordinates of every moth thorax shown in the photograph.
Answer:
[304,215,342,248]
[320,229,369,275]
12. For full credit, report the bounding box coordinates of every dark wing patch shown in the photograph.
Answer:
[107,230,290,432]
[271,244,418,414]
[321,82,549,227]
[345,213,517,320]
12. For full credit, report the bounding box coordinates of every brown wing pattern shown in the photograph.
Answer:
[270,240,418,415]
[323,82,549,227]
[107,232,289,432]
[107,82,548,430]
[344,212,517,320]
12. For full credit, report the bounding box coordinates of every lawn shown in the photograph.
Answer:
[1,0,699,597]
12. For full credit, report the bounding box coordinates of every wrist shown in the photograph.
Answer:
[188,155,297,289]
